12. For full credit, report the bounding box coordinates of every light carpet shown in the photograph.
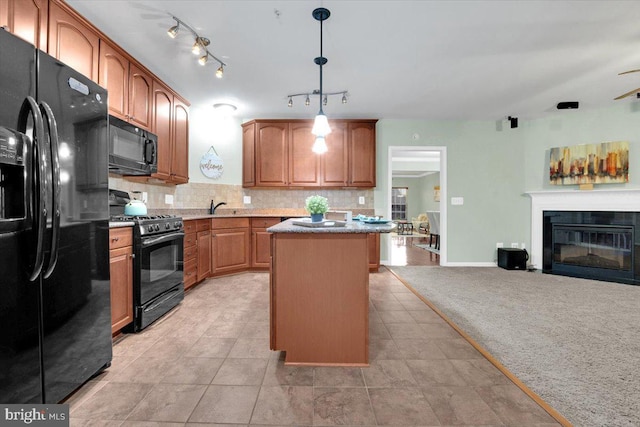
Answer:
[414,243,440,255]
[388,266,640,427]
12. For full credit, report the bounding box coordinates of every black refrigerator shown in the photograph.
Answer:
[0,29,112,403]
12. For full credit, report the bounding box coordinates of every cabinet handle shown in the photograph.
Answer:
[111,237,119,242]
[130,254,135,259]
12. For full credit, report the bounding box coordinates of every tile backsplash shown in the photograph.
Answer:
[109,176,374,211]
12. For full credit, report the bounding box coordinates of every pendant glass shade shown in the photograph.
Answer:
[312,136,328,154]
[312,113,331,136]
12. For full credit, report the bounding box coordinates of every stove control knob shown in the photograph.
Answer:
[174,221,181,228]
[165,223,170,229]
[154,224,160,231]
[147,225,154,232]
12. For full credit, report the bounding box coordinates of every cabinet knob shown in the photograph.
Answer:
[130,254,135,259]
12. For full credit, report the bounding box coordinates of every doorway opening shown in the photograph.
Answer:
[384,146,447,266]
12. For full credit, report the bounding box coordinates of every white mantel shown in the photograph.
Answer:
[526,188,640,269]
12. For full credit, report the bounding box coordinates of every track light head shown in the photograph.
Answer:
[216,64,224,79]
[323,95,328,106]
[305,95,310,106]
[167,22,179,38]
[342,93,347,104]
[288,97,293,108]
[198,54,208,66]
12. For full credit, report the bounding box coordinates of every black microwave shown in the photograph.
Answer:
[108,115,158,176]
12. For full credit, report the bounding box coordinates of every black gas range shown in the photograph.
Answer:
[109,191,185,332]
[110,214,184,237]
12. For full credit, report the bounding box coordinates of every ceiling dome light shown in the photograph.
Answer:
[216,65,224,78]
[213,103,237,115]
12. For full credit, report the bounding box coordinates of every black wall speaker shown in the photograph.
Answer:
[507,116,518,128]
[557,101,579,109]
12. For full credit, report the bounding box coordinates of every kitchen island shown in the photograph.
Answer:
[267,219,394,366]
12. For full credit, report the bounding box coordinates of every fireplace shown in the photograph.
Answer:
[543,211,640,285]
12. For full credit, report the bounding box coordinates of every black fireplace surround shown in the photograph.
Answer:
[543,211,640,285]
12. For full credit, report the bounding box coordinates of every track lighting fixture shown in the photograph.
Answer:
[286,90,348,109]
[167,16,226,78]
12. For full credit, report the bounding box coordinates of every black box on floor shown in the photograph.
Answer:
[497,248,528,270]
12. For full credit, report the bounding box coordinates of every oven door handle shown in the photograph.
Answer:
[141,231,185,246]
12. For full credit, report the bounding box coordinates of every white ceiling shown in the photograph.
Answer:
[67,0,640,123]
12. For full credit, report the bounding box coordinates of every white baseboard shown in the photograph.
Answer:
[440,262,497,267]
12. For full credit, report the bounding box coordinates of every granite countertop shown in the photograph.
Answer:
[268,218,396,234]
[161,208,375,221]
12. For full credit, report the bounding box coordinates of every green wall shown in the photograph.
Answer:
[375,103,640,264]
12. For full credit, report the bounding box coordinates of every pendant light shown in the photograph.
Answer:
[311,7,331,153]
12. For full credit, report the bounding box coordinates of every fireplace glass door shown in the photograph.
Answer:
[553,224,633,271]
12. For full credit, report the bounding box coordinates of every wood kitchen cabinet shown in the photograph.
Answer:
[289,122,320,186]
[242,123,255,187]
[196,219,211,281]
[348,121,377,187]
[0,0,48,50]
[109,227,133,335]
[99,40,152,130]
[48,0,99,82]
[152,80,189,184]
[211,217,250,276]
[243,119,377,188]
[255,121,288,187]
[183,220,197,290]
[251,217,281,269]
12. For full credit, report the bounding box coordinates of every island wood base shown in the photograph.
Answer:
[270,233,369,366]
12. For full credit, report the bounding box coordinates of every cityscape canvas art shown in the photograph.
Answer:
[549,141,629,185]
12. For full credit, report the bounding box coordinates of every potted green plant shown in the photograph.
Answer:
[305,195,329,222]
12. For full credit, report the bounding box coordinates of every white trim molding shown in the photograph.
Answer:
[526,188,640,269]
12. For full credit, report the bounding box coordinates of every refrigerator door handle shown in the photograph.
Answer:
[18,96,47,281]
[39,101,61,279]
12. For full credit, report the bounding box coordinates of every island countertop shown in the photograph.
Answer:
[267,218,396,234]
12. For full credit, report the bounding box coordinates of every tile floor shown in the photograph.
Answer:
[67,270,560,426]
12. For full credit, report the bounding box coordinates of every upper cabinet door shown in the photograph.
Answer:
[289,121,319,186]
[48,1,99,82]
[128,63,152,129]
[256,122,288,186]
[98,41,129,120]
[151,81,172,182]
[348,121,376,187]
[242,122,256,187]
[172,97,189,184]
[0,0,48,50]
[321,121,348,187]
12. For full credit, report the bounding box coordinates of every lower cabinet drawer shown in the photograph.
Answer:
[184,244,197,261]
[184,232,197,248]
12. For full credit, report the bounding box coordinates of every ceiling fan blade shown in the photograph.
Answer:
[613,88,640,100]
[618,69,640,76]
